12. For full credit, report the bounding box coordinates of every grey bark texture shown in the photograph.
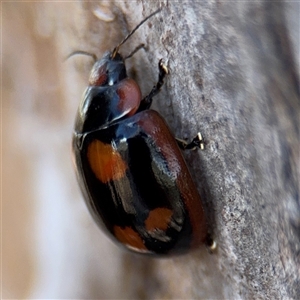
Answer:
[3,1,299,299]
[112,1,300,299]
[110,2,300,299]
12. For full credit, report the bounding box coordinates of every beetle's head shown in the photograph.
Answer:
[88,8,161,87]
[89,51,127,87]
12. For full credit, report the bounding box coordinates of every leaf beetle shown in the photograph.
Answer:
[72,9,209,255]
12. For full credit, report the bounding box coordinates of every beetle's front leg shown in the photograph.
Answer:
[138,59,168,112]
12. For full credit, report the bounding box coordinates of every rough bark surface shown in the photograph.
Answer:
[2,1,299,299]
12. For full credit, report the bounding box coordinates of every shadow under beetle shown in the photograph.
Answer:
[72,9,209,255]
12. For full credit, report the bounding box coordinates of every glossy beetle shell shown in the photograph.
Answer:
[72,49,207,255]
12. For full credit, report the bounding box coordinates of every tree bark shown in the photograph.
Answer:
[115,2,300,298]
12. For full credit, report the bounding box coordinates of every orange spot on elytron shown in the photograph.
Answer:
[145,207,173,232]
[114,226,147,250]
[87,140,127,183]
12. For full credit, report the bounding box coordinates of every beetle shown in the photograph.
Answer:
[72,9,208,255]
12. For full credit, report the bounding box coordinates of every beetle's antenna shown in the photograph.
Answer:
[124,44,145,60]
[66,50,98,62]
[111,8,161,59]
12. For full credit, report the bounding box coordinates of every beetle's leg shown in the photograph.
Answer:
[206,235,217,253]
[176,132,204,150]
[138,59,168,111]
